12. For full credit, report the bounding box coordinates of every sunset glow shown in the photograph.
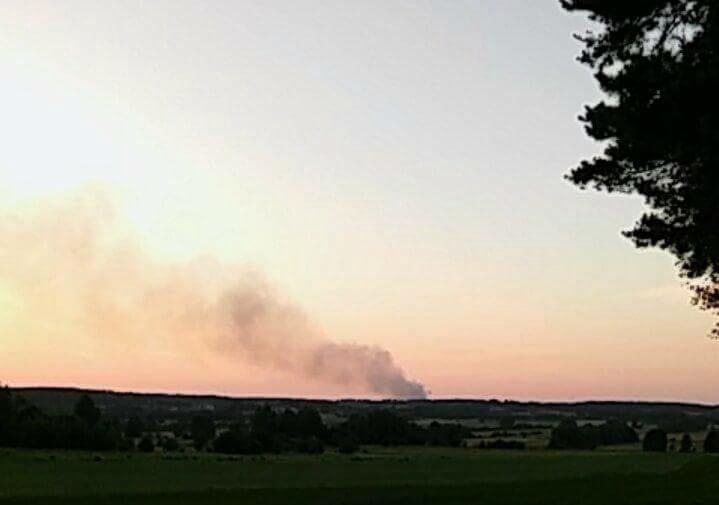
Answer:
[1,1,715,402]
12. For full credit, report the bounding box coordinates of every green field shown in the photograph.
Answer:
[1,447,718,504]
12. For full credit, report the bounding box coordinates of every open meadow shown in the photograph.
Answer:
[2,447,718,505]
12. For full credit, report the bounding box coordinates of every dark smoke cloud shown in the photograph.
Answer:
[0,191,427,399]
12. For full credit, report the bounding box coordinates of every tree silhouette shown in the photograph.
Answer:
[0,386,14,445]
[138,435,155,453]
[548,419,597,450]
[74,395,101,427]
[703,430,719,452]
[562,0,719,335]
[296,407,325,439]
[124,416,144,438]
[190,415,215,450]
[643,428,668,452]
[680,433,693,452]
[250,405,279,451]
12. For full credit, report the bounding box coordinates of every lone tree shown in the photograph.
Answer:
[561,0,719,335]
[680,433,693,452]
[643,428,668,452]
[137,435,155,453]
[74,395,101,427]
[703,430,719,453]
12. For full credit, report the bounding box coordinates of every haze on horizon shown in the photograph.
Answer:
[0,1,716,403]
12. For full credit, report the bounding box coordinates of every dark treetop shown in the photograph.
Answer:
[561,0,719,335]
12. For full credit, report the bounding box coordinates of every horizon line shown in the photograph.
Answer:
[7,383,719,408]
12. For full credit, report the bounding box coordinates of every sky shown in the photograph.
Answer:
[0,0,716,402]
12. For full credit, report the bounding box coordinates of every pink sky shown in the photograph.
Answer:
[1,1,716,402]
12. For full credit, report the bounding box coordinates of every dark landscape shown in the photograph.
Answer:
[2,386,719,503]
[2,0,718,503]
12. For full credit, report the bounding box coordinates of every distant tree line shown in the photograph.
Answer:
[642,428,719,453]
[14,389,719,431]
[547,416,719,454]
[0,388,471,454]
[212,407,473,455]
[213,405,325,455]
[7,386,719,456]
[476,439,526,450]
[548,419,639,450]
[654,414,709,434]
[0,387,121,450]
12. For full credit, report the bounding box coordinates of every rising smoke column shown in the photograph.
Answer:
[218,285,427,398]
[0,191,427,398]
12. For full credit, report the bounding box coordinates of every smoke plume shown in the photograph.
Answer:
[0,192,427,399]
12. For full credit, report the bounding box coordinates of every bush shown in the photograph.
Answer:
[704,430,719,453]
[74,395,101,427]
[297,436,324,454]
[481,439,526,450]
[426,421,468,447]
[548,419,596,450]
[598,420,639,446]
[118,437,134,452]
[191,415,215,451]
[643,428,668,452]
[680,433,693,453]
[138,436,155,453]
[124,416,144,438]
[214,425,261,455]
[338,439,359,454]
[160,437,180,452]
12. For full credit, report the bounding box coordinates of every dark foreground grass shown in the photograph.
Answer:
[1,448,716,504]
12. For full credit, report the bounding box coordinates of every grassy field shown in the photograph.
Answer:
[1,447,717,504]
